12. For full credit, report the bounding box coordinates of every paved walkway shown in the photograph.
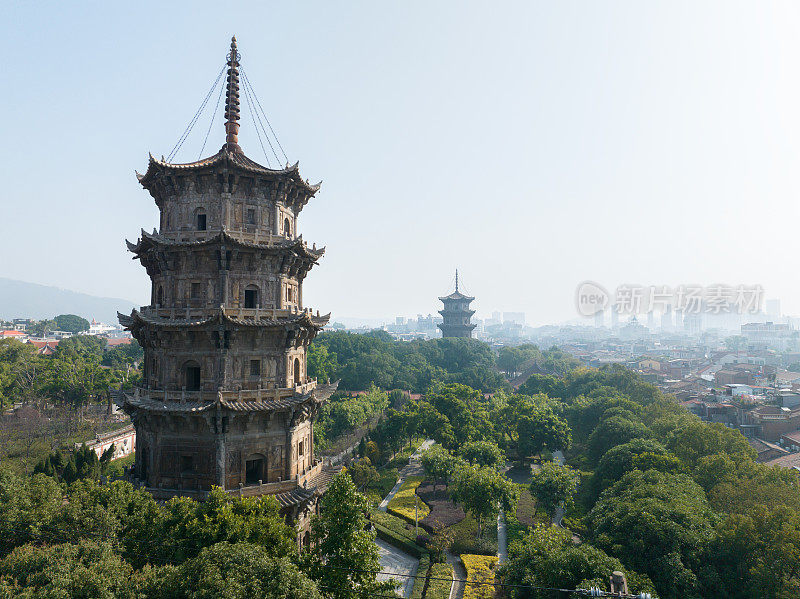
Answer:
[497,509,508,564]
[446,550,467,599]
[375,439,434,594]
[376,538,418,598]
[377,439,434,512]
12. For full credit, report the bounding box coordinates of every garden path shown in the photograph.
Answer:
[446,550,467,599]
[376,538,418,598]
[377,438,434,512]
[375,439,434,595]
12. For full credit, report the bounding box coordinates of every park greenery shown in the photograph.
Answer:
[5,325,800,598]
[307,330,577,393]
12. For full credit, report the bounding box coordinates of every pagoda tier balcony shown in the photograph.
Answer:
[135,459,336,505]
[140,305,323,321]
[125,379,319,407]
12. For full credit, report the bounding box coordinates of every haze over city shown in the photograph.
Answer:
[4,1,800,325]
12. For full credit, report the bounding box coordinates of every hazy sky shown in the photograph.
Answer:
[2,1,800,325]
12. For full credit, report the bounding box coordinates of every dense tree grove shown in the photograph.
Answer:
[6,325,800,598]
[0,469,387,597]
[0,337,142,410]
[501,364,800,599]
[307,331,577,393]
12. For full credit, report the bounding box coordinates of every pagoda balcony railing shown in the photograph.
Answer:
[140,305,319,321]
[131,379,318,404]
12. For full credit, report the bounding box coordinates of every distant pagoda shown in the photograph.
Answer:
[117,38,337,545]
[438,270,476,338]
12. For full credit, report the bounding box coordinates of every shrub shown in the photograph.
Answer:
[386,477,430,523]
[417,480,466,531]
[426,563,454,599]
[449,514,497,556]
[410,554,430,599]
[461,554,498,599]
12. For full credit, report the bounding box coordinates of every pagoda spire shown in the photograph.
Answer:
[224,36,241,152]
[455,269,459,292]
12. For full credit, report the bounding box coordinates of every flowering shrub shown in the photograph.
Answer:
[461,554,498,599]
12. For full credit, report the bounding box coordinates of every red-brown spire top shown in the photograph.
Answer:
[224,36,241,152]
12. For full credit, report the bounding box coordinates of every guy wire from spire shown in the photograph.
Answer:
[241,68,290,164]
[198,76,226,160]
[241,72,273,167]
[242,70,282,166]
[167,63,226,163]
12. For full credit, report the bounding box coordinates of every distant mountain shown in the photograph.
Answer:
[0,278,138,325]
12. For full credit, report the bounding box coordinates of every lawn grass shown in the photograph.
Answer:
[426,563,453,599]
[387,476,430,523]
[461,554,498,599]
[515,484,538,526]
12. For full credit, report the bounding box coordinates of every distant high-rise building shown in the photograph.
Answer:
[438,270,476,338]
[646,310,655,330]
[661,306,673,331]
[766,299,781,318]
[610,305,619,329]
[503,312,525,325]
[491,311,502,322]
[594,309,604,328]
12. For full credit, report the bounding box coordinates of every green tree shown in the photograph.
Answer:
[591,438,673,497]
[529,461,579,515]
[53,314,91,334]
[348,457,379,489]
[459,440,505,469]
[0,540,136,598]
[502,524,654,599]
[587,414,652,461]
[154,542,321,599]
[515,398,571,458]
[26,319,56,338]
[588,469,715,599]
[421,445,458,498]
[450,463,518,537]
[309,473,396,599]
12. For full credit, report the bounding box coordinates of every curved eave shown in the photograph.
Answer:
[119,308,329,332]
[127,229,325,261]
[138,149,320,195]
[438,294,475,302]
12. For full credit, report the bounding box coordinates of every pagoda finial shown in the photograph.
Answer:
[455,269,459,292]
[224,36,241,152]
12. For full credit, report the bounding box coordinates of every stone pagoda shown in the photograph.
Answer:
[117,38,337,542]
[438,270,476,338]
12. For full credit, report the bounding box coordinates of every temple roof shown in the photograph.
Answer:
[438,290,475,302]
[136,38,321,198]
[137,148,321,195]
[126,229,325,261]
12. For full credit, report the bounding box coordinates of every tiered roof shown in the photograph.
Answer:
[136,37,321,206]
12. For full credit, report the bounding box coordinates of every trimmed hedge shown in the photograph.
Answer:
[426,563,454,599]
[461,554,498,599]
[410,554,430,599]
